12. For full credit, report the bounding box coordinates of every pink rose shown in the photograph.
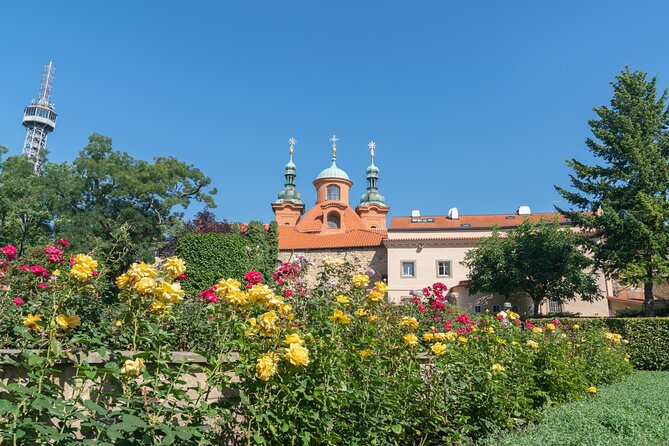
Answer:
[13,297,24,306]
[0,245,17,261]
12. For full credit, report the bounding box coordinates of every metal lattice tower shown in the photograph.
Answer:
[22,61,57,173]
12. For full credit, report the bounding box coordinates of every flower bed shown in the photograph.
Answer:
[0,244,633,445]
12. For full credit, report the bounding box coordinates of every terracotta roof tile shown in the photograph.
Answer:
[390,212,569,231]
[278,226,386,250]
[295,203,367,233]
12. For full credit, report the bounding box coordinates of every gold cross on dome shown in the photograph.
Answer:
[368,140,376,158]
[288,137,296,154]
[329,134,339,153]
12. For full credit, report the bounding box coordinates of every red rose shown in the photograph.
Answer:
[0,245,17,261]
[285,289,293,297]
[57,239,70,247]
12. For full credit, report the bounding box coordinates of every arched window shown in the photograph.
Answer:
[326,184,340,201]
[327,212,341,229]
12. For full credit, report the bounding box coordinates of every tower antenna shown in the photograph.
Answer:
[22,61,57,173]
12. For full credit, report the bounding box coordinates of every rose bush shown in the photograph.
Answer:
[0,246,633,445]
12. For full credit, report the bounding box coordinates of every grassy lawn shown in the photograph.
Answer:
[485,371,669,446]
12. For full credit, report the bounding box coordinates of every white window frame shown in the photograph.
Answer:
[436,260,452,278]
[549,300,563,313]
[401,260,416,278]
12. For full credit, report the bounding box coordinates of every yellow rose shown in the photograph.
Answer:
[279,304,293,315]
[434,332,447,341]
[56,314,81,329]
[247,284,274,304]
[115,320,123,327]
[352,274,370,287]
[336,295,350,305]
[70,263,93,281]
[115,273,131,290]
[23,314,42,331]
[399,316,419,330]
[259,311,280,335]
[373,281,388,295]
[359,349,372,357]
[74,254,98,271]
[164,256,186,278]
[458,336,468,344]
[491,363,505,373]
[587,386,597,394]
[156,281,184,303]
[354,308,369,318]
[126,262,158,282]
[284,343,310,366]
[256,352,279,381]
[546,323,556,331]
[226,290,249,306]
[245,317,259,337]
[215,278,241,296]
[367,315,378,322]
[431,342,447,356]
[403,332,419,346]
[422,332,434,341]
[135,277,157,296]
[367,290,384,303]
[283,333,304,345]
[121,358,145,376]
[572,324,580,330]
[532,327,543,334]
[526,340,539,349]
[328,309,352,325]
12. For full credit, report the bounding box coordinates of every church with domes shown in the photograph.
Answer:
[272,136,390,283]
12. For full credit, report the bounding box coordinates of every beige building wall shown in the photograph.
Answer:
[385,231,613,317]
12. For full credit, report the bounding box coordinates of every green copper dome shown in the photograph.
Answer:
[316,160,350,181]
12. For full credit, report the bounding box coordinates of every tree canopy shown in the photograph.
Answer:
[556,68,669,315]
[462,220,601,316]
[0,134,217,275]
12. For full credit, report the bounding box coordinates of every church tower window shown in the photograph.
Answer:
[326,184,340,201]
[327,212,341,229]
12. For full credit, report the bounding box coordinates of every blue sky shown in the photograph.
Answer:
[1,1,668,223]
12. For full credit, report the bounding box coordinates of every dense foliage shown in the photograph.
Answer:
[463,220,601,316]
[488,371,669,446]
[0,246,634,445]
[556,68,669,315]
[0,134,216,275]
[532,317,669,371]
[174,221,278,296]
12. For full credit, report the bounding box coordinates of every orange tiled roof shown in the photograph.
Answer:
[295,202,367,233]
[278,226,386,250]
[390,212,569,231]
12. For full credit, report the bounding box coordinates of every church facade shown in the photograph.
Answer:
[271,137,389,285]
[271,137,634,317]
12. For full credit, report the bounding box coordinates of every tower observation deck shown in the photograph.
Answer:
[22,61,57,173]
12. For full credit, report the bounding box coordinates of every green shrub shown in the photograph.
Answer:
[531,317,669,371]
[175,232,256,295]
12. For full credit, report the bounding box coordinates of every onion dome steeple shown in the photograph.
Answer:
[360,141,386,206]
[316,134,350,181]
[274,137,303,204]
